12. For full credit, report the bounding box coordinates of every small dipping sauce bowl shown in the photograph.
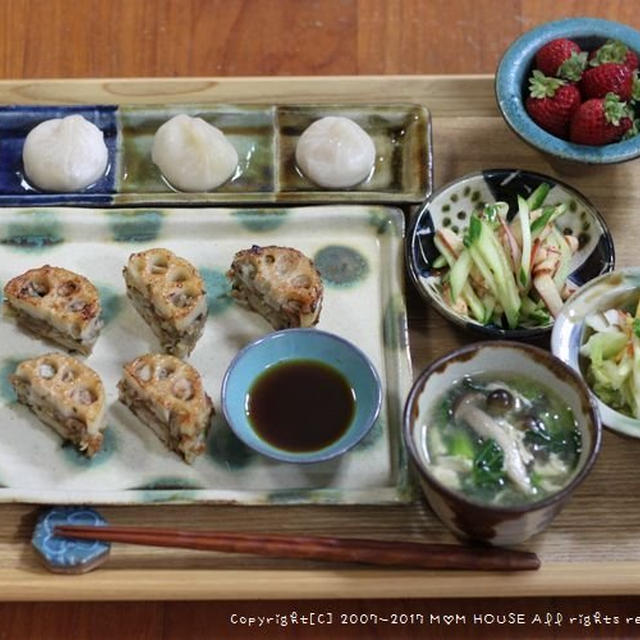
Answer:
[221,329,382,463]
[403,341,601,545]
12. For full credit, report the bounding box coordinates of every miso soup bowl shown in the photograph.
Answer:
[403,341,601,546]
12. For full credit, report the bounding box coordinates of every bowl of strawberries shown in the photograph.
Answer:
[496,18,640,169]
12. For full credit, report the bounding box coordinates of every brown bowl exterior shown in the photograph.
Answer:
[403,341,602,546]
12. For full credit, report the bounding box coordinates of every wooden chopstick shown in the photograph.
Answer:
[54,525,540,571]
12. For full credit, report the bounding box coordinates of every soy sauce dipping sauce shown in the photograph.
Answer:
[246,359,356,453]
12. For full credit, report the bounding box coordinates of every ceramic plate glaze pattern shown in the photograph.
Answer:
[0,205,413,505]
[408,168,615,338]
[0,104,432,206]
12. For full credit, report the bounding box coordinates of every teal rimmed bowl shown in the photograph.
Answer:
[496,18,640,168]
[221,329,382,463]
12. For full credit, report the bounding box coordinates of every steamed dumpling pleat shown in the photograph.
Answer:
[295,116,376,189]
[151,114,238,192]
[22,115,108,192]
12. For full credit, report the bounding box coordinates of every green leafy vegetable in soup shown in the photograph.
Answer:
[425,375,582,506]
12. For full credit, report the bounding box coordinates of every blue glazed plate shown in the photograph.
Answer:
[0,106,118,206]
[496,17,640,165]
[0,205,413,505]
[0,103,432,206]
[407,168,615,339]
[552,268,640,439]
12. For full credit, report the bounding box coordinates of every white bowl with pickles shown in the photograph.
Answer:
[408,169,615,339]
[552,268,640,437]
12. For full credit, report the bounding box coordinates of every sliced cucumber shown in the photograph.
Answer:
[433,233,457,268]
[467,216,521,328]
[550,227,572,290]
[432,254,448,269]
[517,195,532,290]
[530,206,555,235]
[481,294,496,324]
[450,250,472,302]
[526,182,550,210]
[461,283,486,323]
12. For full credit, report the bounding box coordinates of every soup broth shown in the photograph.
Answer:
[425,374,582,506]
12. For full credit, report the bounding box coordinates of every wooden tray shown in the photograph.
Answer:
[2,75,640,600]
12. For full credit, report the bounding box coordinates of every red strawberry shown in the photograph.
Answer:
[626,50,639,71]
[525,70,581,138]
[569,93,633,145]
[536,38,587,81]
[589,39,639,72]
[581,62,633,100]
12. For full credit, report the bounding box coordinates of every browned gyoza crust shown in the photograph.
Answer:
[10,353,107,457]
[4,265,103,354]
[118,353,213,463]
[227,245,323,329]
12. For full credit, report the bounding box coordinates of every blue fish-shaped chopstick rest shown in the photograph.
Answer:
[32,506,110,574]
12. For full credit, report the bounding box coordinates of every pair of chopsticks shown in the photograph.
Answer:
[54,525,540,571]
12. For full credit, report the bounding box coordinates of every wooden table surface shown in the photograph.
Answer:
[3,1,640,638]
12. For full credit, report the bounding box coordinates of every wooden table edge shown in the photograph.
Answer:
[0,74,495,84]
[0,564,638,601]
[0,75,499,118]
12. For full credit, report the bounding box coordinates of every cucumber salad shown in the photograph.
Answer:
[581,300,640,418]
[433,183,579,329]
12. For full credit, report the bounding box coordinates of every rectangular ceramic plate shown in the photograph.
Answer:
[0,103,432,206]
[0,205,413,505]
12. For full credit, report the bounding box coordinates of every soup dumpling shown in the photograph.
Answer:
[22,115,108,192]
[151,114,238,192]
[295,116,375,189]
